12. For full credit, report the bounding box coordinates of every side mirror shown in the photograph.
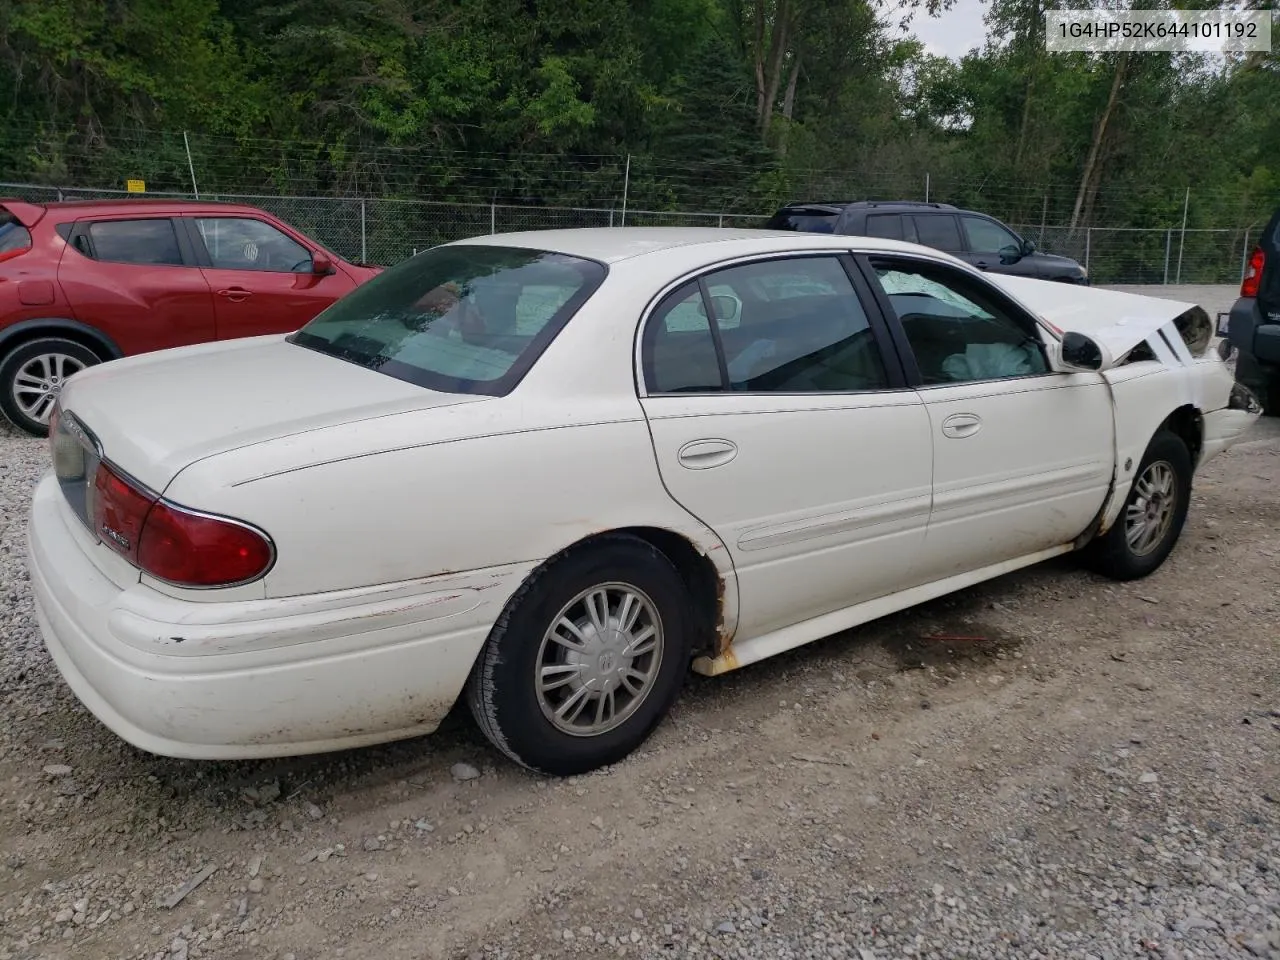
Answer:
[998,243,1022,264]
[1020,238,1037,256]
[312,252,335,275]
[1059,331,1104,371]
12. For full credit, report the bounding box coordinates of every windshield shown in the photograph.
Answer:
[290,245,606,395]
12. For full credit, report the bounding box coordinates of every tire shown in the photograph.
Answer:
[1234,351,1280,417]
[0,338,102,437]
[1083,429,1192,581]
[465,534,694,776]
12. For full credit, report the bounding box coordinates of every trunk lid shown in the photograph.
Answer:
[984,273,1196,361]
[57,335,486,492]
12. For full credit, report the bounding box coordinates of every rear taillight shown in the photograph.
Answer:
[138,502,274,588]
[87,462,273,587]
[91,464,152,564]
[1242,246,1265,298]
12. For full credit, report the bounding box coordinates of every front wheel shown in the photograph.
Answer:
[466,534,694,776]
[1083,429,1192,581]
[0,338,101,436]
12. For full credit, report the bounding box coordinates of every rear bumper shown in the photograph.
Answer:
[1227,297,1280,367]
[26,475,526,759]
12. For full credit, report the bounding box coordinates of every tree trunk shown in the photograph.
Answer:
[1070,51,1128,231]
[778,55,801,156]
[759,0,791,137]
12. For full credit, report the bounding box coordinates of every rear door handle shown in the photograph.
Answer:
[677,439,738,469]
[216,287,252,302]
[940,413,982,439]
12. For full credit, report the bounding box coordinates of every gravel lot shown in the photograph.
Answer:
[1,284,1277,960]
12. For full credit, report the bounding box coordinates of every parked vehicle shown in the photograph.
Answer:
[29,228,1259,776]
[0,198,380,436]
[765,200,1089,284]
[1223,206,1280,414]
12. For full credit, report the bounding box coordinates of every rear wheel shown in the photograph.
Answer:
[1083,429,1192,581]
[465,534,694,776]
[0,338,101,436]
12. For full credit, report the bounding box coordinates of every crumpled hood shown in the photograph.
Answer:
[57,335,485,492]
[984,274,1199,360]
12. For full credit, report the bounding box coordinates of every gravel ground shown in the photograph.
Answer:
[2,348,1279,957]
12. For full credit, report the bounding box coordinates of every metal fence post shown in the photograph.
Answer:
[490,200,496,235]
[718,214,724,228]
[620,155,631,227]
[1163,229,1171,284]
[1175,187,1190,285]
[925,173,930,203]
[1084,228,1092,275]
[360,200,367,263]
[1241,227,1251,283]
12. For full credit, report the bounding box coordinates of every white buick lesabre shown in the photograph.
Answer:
[27,228,1261,775]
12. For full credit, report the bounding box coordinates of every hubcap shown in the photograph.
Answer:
[1124,460,1177,557]
[12,353,86,424]
[535,583,664,737]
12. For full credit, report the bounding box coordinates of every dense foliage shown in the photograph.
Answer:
[0,0,1276,275]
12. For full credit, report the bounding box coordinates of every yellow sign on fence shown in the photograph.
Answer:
[125,179,146,193]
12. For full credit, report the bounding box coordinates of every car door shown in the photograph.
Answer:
[185,216,356,340]
[638,254,934,641]
[57,217,217,353]
[859,254,1115,581]
[958,215,1038,277]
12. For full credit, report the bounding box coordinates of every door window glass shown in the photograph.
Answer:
[871,259,1049,385]
[643,257,890,394]
[911,215,963,251]
[195,217,313,272]
[961,216,1022,253]
[86,219,183,266]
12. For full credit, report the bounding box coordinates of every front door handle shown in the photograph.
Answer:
[940,413,982,439]
[216,287,253,302]
[677,439,738,470]
[974,261,990,269]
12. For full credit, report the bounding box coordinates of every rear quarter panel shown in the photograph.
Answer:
[161,397,739,631]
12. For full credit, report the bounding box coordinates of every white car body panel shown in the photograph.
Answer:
[27,228,1261,759]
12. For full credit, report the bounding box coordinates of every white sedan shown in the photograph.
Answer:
[27,228,1261,775]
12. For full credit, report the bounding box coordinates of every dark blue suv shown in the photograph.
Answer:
[764,201,1089,284]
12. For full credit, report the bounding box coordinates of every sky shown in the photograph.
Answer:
[908,0,991,60]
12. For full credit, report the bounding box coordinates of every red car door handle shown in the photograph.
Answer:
[216,287,252,302]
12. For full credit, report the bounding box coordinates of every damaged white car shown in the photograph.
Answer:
[27,228,1261,775]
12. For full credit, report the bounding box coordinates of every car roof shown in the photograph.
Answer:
[1,197,278,219]
[841,201,960,212]
[449,226,947,265]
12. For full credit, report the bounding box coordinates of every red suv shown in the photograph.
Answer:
[0,198,381,435]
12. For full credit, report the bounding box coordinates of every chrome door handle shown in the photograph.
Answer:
[940,413,982,439]
[677,439,738,469]
[217,287,252,302]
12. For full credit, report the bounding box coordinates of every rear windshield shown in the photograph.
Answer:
[290,245,606,395]
[0,209,32,256]
[764,209,840,233]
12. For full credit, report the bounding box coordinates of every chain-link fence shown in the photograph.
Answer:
[1,181,1261,285]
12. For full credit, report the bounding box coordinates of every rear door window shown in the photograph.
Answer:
[291,245,606,396]
[911,215,963,252]
[85,219,184,266]
[864,214,902,241]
